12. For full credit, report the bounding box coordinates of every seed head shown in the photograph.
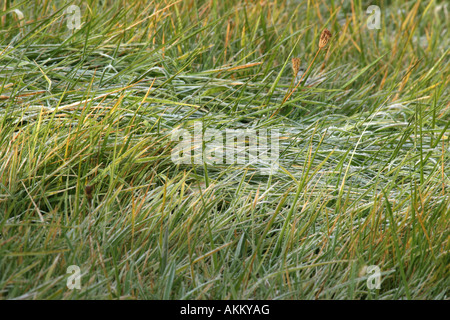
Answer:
[85,184,94,205]
[319,29,332,49]
[291,57,301,77]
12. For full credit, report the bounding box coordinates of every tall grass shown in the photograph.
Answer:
[0,0,448,299]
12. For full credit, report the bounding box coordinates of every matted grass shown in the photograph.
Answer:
[0,0,448,299]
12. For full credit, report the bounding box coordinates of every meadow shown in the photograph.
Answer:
[0,0,448,299]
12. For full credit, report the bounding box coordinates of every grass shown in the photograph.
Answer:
[0,0,449,299]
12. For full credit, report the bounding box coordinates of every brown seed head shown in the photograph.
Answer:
[85,185,93,195]
[291,57,301,76]
[319,29,332,49]
[85,184,94,199]
[85,184,94,206]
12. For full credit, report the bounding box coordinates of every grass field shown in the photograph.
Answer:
[0,0,449,299]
